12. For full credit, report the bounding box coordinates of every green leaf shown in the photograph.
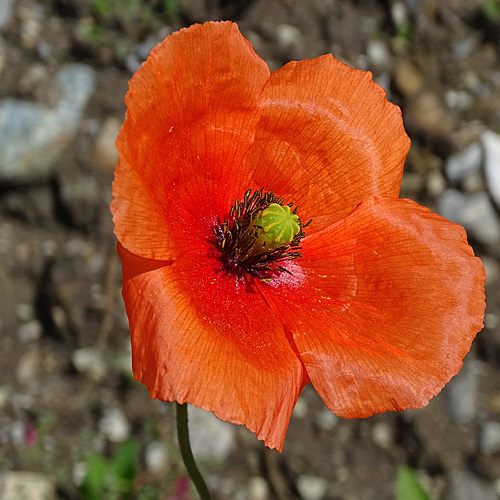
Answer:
[396,465,432,500]
[110,438,138,481]
[80,454,111,500]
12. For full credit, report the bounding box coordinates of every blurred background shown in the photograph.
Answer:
[0,0,499,499]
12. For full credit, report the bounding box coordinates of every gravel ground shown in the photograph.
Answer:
[0,1,500,499]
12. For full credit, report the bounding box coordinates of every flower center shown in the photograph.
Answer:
[212,189,310,281]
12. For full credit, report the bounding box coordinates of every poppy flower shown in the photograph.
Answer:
[111,21,485,451]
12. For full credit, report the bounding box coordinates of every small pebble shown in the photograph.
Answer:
[92,117,121,173]
[372,422,393,449]
[99,408,130,443]
[72,347,107,382]
[0,0,13,30]
[188,405,236,462]
[248,476,269,500]
[315,408,338,431]
[17,348,41,384]
[438,190,500,247]
[145,441,167,474]
[366,39,390,69]
[296,475,328,500]
[482,130,500,208]
[480,421,500,454]
[17,320,42,342]
[445,142,482,182]
[16,303,34,321]
[0,386,8,410]
[426,170,447,197]
[275,24,303,51]
[394,60,422,97]
[292,396,308,419]
[410,92,452,135]
[447,470,497,500]
[445,358,480,424]
[0,471,55,500]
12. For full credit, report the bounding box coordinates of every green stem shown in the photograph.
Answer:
[176,402,213,500]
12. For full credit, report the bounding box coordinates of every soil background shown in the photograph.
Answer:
[1,1,500,499]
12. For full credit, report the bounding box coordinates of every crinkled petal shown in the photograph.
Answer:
[261,197,485,417]
[245,55,410,232]
[113,21,271,259]
[119,243,308,451]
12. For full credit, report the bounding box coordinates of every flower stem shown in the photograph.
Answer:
[176,402,213,500]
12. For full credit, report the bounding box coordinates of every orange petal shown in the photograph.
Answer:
[119,243,308,451]
[261,197,485,417]
[111,157,176,260]
[245,55,410,232]
[113,22,271,257]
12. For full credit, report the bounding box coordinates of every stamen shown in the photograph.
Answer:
[211,189,310,281]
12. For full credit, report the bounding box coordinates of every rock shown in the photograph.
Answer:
[445,358,481,424]
[99,408,130,443]
[72,347,107,382]
[296,475,328,500]
[438,190,500,247]
[447,470,497,500]
[445,142,482,182]
[0,471,55,500]
[92,117,121,173]
[480,421,500,454]
[188,405,236,462]
[248,476,269,500]
[0,64,95,184]
[482,130,500,208]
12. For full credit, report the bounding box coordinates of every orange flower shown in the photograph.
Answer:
[111,21,485,451]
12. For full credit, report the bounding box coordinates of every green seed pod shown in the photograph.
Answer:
[252,203,300,252]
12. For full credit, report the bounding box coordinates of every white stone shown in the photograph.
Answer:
[275,24,303,50]
[366,39,390,68]
[482,130,500,207]
[446,358,481,424]
[292,395,308,419]
[145,441,167,474]
[17,320,42,342]
[16,348,40,384]
[372,422,393,449]
[99,408,130,443]
[248,476,269,500]
[445,142,482,182]
[315,408,338,431]
[15,303,34,322]
[0,471,54,500]
[0,64,95,184]
[72,347,107,382]
[188,405,236,462]
[0,0,13,30]
[296,475,328,500]
[480,421,500,454]
[438,190,500,246]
